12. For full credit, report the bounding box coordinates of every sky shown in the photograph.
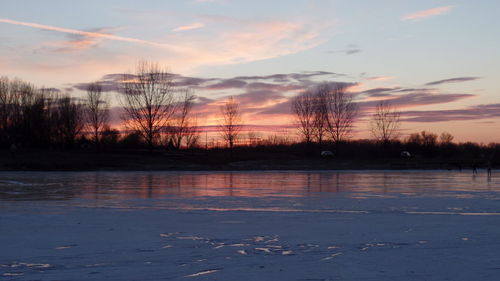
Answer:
[1,0,499,142]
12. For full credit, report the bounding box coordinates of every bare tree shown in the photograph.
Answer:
[421,131,438,147]
[0,77,20,144]
[313,85,329,146]
[369,100,401,142]
[291,89,316,144]
[0,79,33,140]
[219,96,241,150]
[0,77,13,140]
[323,83,357,144]
[184,119,200,149]
[0,77,55,147]
[53,96,85,148]
[85,83,109,146]
[439,132,454,145]
[247,130,263,147]
[169,89,196,149]
[407,131,438,146]
[120,61,177,150]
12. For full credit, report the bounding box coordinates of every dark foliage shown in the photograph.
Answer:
[0,78,85,149]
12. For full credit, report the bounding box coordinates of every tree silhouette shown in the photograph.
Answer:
[439,132,454,145]
[323,83,357,145]
[169,89,196,149]
[53,96,85,148]
[291,89,316,144]
[219,96,241,151]
[85,83,109,147]
[370,100,401,143]
[120,61,177,150]
[313,86,328,146]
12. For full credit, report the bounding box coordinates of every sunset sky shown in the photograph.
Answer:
[1,0,499,142]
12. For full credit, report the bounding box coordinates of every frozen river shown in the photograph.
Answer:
[1,171,500,280]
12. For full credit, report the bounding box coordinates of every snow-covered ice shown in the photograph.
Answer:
[1,170,500,280]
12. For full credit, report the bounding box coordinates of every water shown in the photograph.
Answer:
[2,171,500,280]
[1,170,499,213]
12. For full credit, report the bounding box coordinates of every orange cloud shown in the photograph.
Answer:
[401,6,454,21]
[39,28,118,53]
[172,22,204,32]
[0,17,334,85]
[162,20,332,72]
[366,76,395,82]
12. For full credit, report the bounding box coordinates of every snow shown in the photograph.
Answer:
[1,170,500,280]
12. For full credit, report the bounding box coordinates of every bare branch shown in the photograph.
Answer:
[85,83,109,145]
[119,61,178,149]
[322,83,358,143]
[369,100,401,142]
[169,88,196,149]
[219,96,241,150]
[291,90,316,144]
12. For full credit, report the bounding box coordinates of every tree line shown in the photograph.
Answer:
[0,61,495,160]
[0,77,85,149]
[291,82,403,146]
[0,61,239,151]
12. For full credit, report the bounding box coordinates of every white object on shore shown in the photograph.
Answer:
[321,151,334,157]
[400,151,411,158]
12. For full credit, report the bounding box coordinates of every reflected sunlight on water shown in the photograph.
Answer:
[0,170,499,202]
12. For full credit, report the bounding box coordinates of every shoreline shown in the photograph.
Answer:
[0,149,485,172]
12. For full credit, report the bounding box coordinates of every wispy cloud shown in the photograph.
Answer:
[1,16,333,74]
[401,6,454,21]
[72,71,337,93]
[425,77,481,86]
[327,44,361,55]
[0,17,184,51]
[40,27,118,53]
[73,70,485,128]
[195,0,222,3]
[162,19,334,71]
[402,104,500,123]
[359,87,401,97]
[366,76,395,82]
[71,70,339,125]
[172,22,204,32]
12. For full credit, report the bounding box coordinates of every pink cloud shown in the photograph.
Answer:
[172,19,333,69]
[0,17,186,52]
[0,16,334,79]
[366,76,395,82]
[172,22,204,32]
[401,6,454,21]
[38,27,122,53]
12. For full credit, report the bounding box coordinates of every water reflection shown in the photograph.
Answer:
[0,171,499,201]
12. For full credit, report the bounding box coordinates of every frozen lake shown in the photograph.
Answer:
[1,171,500,280]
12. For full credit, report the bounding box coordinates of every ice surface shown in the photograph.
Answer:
[1,170,500,280]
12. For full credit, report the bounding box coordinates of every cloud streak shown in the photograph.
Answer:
[401,6,454,21]
[69,70,500,130]
[38,27,121,53]
[402,104,500,123]
[0,16,334,78]
[0,17,184,51]
[172,22,204,32]
[366,76,395,82]
[425,77,481,86]
[327,44,361,55]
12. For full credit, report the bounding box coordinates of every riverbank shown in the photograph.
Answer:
[0,149,483,171]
